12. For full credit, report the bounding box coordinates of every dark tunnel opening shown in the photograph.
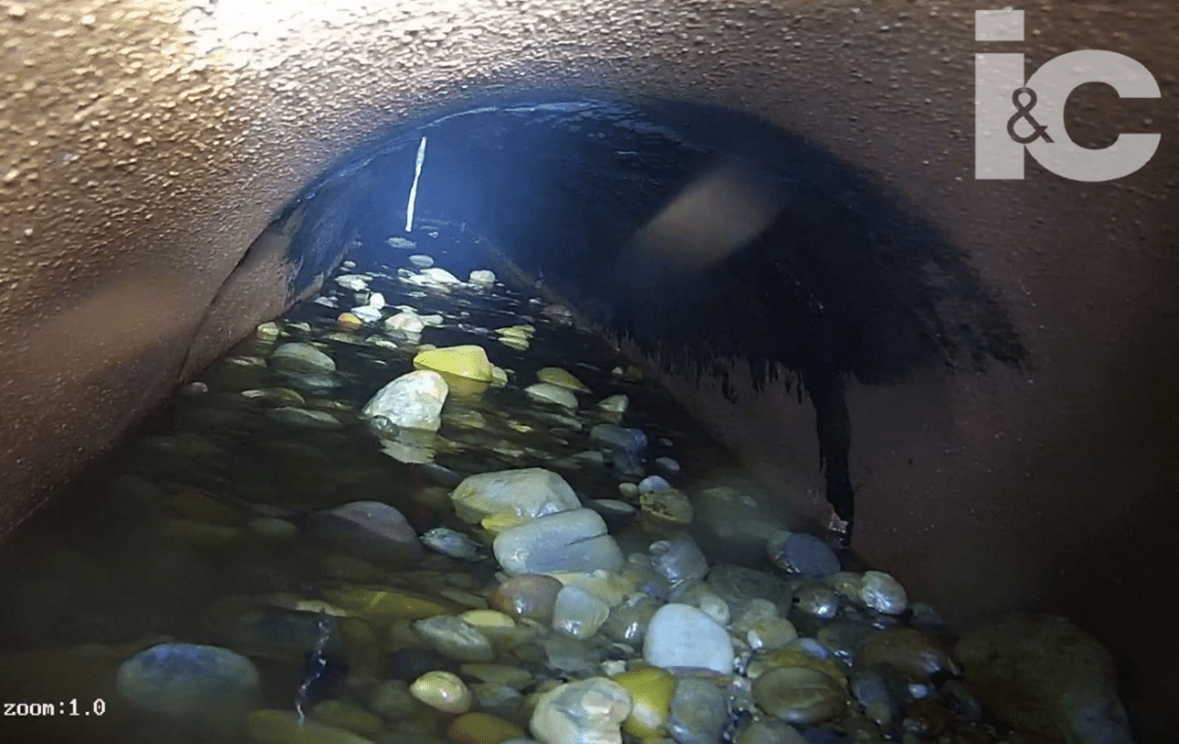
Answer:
[265,96,1028,546]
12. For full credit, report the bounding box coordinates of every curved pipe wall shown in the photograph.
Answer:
[1,0,1176,737]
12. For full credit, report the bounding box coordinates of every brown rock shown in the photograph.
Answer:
[858,628,959,682]
[956,615,1133,744]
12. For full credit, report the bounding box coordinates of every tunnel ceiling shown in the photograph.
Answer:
[255,96,1029,540]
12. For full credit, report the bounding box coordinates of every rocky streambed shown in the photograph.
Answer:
[0,226,1133,744]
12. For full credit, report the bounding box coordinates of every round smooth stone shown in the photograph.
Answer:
[410,670,471,713]
[639,489,694,527]
[413,616,495,662]
[613,667,675,738]
[794,584,840,619]
[752,665,848,725]
[859,571,908,615]
[310,699,383,737]
[447,711,525,744]
[552,586,610,640]
[643,603,734,674]
[116,643,259,724]
[668,677,728,744]
[858,628,960,681]
[768,531,841,578]
[489,574,563,624]
[529,677,632,744]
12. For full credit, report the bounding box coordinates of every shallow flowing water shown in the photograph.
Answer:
[0,223,1076,744]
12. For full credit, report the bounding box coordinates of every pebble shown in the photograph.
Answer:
[599,593,661,645]
[336,274,371,290]
[525,382,579,409]
[639,489,694,527]
[596,394,629,416]
[267,406,343,430]
[414,345,494,382]
[654,457,681,475]
[350,305,382,323]
[116,643,259,725]
[421,527,481,559]
[247,709,374,744]
[614,666,675,738]
[767,531,841,578]
[489,574,564,624]
[794,584,840,619]
[859,571,909,615]
[529,677,632,744]
[306,501,424,565]
[493,508,625,576]
[752,665,848,725]
[451,468,581,524]
[536,366,590,392]
[548,570,636,608]
[638,475,671,493]
[409,254,434,268]
[362,369,449,432]
[732,599,798,651]
[447,711,524,743]
[413,616,495,662]
[311,699,383,737]
[322,587,455,623]
[369,679,418,719]
[271,342,336,374]
[668,677,729,744]
[386,310,426,336]
[552,586,611,639]
[736,718,809,744]
[459,664,534,689]
[421,267,462,285]
[643,603,734,674]
[858,628,960,682]
[410,670,472,713]
[649,532,710,585]
[956,614,1134,744]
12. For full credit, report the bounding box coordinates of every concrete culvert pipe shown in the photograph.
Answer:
[0,1,1175,743]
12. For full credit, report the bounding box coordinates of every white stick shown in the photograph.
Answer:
[405,136,427,233]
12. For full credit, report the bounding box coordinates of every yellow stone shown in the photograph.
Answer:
[495,324,534,339]
[322,587,455,625]
[337,312,364,331]
[547,571,636,608]
[410,671,471,713]
[460,609,516,629]
[413,345,493,382]
[446,711,525,744]
[248,709,374,744]
[536,367,590,392]
[311,700,384,737]
[436,370,490,398]
[614,666,675,738]
[490,366,509,386]
[481,510,530,534]
[498,335,529,351]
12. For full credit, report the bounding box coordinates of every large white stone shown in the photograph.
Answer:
[450,468,580,524]
[493,508,625,576]
[643,603,734,674]
[530,677,632,744]
[385,310,425,336]
[421,267,461,285]
[117,643,259,726]
[362,370,448,432]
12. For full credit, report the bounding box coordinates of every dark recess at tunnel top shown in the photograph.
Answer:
[265,95,1028,545]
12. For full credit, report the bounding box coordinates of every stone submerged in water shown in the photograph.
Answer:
[525,382,579,409]
[116,643,259,727]
[305,501,424,566]
[361,369,448,433]
[266,406,343,430]
[248,709,374,744]
[468,269,497,286]
[551,585,611,639]
[530,677,632,744]
[271,342,336,374]
[668,677,729,744]
[752,665,848,725]
[767,530,841,578]
[412,615,495,662]
[421,527,481,559]
[493,508,625,576]
[488,574,564,624]
[413,344,494,382]
[643,603,734,674]
[451,467,581,524]
[956,614,1135,744]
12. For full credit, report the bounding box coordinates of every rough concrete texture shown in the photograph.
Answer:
[0,0,1177,738]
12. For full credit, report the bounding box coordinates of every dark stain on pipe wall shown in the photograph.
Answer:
[267,97,1028,543]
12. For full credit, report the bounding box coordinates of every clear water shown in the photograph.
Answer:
[0,222,820,744]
